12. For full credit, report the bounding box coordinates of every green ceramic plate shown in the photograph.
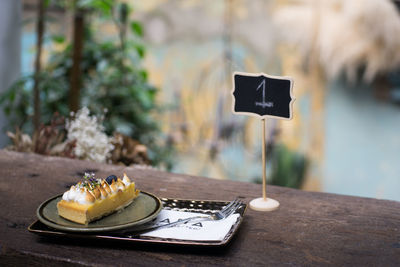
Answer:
[36,191,162,233]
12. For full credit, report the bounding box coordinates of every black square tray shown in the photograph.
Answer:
[29,198,247,247]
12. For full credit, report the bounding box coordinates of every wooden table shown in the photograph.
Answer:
[0,150,399,266]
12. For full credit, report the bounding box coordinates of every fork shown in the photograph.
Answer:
[128,198,242,236]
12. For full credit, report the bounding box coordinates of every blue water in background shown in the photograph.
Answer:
[22,32,35,75]
[325,80,400,201]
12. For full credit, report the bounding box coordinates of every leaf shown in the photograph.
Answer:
[9,90,16,102]
[51,35,65,44]
[44,0,51,8]
[131,21,143,37]
[139,70,148,80]
[78,0,113,15]
[135,44,145,58]
[4,106,10,115]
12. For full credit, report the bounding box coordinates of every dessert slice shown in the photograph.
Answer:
[57,173,140,224]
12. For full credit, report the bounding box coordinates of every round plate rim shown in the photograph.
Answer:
[36,191,163,233]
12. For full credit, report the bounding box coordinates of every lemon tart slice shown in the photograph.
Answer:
[57,173,139,225]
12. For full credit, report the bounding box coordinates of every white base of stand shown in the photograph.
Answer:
[249,197,280,211]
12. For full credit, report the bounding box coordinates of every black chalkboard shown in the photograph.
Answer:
[232,72,294,120]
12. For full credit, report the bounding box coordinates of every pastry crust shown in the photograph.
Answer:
[57,174,139,224]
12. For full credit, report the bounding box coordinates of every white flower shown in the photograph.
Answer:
[66,107,114,163]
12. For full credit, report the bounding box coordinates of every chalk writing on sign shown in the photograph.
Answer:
[255,79,273,108]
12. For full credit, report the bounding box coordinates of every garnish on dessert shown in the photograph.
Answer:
[81,172,101,190]
[57,172,140,225]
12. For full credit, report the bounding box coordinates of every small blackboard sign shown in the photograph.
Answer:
[232,72,294,120]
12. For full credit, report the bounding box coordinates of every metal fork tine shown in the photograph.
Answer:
[222,201,242,218]
[220,198,239,213]
[225,202,241,217]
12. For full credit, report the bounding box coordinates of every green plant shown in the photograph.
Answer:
[253,143,307,189]
[0,71,69,133]
[269,144,307,188]
[0,0,174,169]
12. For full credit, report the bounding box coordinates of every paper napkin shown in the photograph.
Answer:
[140,209,240,241]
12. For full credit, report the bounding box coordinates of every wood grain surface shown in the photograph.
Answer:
[0,150,399,266]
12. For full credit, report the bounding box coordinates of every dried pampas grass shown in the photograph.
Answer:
[274,0,400,82]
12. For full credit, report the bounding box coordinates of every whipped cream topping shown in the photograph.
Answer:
[62,186,91,204]
[62,173,133,204]
[76,191,92,204]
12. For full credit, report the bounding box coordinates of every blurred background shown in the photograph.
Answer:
[1,0,400,201]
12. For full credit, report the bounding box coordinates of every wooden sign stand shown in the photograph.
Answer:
[232,72,294,212]
[249,118,280,211]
